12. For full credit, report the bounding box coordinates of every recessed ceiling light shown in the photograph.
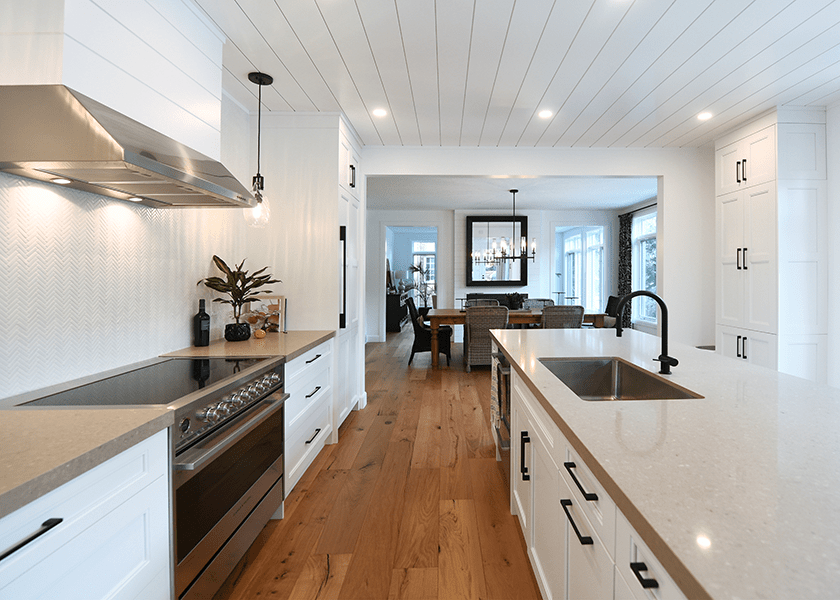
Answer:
[538,110,553,119]
[127,197,143,202]
[51,178,72,185]
[697,112,713,121]
[696,535,712,549]
[372,108,387,117]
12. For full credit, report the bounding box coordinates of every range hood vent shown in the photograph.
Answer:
[0,85,254,208]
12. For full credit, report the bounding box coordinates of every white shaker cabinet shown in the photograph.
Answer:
[284,339,334,497]
[0,430,170,600]
[511,372,686,600]
[714,110,828,382]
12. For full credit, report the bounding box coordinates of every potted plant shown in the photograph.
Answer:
[198,255,281,341]
[408,263,435,315]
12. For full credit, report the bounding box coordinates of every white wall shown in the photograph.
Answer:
[363,146,715,348]
[826,104,840,389]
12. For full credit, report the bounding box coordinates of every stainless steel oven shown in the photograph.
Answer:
[171,361,287,600]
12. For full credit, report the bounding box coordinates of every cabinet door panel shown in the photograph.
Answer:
[744,184,777,333]
[511,401,532,541]
[716,142,742,195]
[743,330,777,370]
[744,126,775,187]
[717,193,744,327]
[532,431,565,600]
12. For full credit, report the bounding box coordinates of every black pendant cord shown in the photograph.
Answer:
[256,82,262,179]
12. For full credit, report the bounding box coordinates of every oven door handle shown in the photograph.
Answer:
[174,393,289,473]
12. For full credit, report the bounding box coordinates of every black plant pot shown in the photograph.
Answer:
[225,323,251,342]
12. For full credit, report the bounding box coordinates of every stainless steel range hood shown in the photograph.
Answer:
[0,85,254,208]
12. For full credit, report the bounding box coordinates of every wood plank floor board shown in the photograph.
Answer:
[216,327,539,600]
[393,467,440,569]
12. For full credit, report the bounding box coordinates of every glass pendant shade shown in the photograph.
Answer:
[245,190,270,228]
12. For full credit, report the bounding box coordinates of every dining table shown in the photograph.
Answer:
[425,308,608,369]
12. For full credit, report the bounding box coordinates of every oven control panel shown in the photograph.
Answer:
[175,364,283,452]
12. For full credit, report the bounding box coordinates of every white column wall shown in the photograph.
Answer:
[826,104,840,389]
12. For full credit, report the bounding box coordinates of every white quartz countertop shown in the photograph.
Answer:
[491,328,840,600]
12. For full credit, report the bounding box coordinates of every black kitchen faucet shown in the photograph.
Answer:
[615,291,679,375]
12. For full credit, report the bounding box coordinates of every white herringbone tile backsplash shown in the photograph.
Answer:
[0,173,249,399]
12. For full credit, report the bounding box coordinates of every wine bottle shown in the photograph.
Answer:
[194,299,210,346]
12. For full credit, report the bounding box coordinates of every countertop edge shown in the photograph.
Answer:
[492,331,711,600]
[0,410,173,520]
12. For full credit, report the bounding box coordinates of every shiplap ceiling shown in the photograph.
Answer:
[195,0,840,149]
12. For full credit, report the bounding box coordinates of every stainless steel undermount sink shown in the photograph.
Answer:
[538,357,703,401]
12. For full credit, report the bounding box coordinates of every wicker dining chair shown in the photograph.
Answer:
[522,298,554,310]
[464,298,500,307]
[541,305,585,329]
[464,306,509,372]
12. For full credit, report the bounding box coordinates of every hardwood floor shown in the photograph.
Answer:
[215,326,541,600]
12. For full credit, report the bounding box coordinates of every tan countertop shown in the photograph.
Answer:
[0,330,334,521]
[491,328,840,600]
[0,408,173,519]
[161,330,334,362]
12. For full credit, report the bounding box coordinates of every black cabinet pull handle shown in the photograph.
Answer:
[743,247,747,269]
[736,160,741,183]
[563,462,598,501]
[305,428,322,444]
[736,335,742,358]
[742,158,747,181]
[742,337,748,360]
[305,353,322,365]
[349,164,356,188]
[736,248,741,270]
[0,518,63,562]
[560,499,593,545]
[305,386,321,399]
[630,562,659,589]
[339,225,347,329]
[520,431,530,481]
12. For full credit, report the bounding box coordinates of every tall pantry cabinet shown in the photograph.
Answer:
[262,113,366,441]
[715,110,827,383]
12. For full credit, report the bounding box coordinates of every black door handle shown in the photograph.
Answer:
[736,335,742,358]
[305,428,322,444]
[0,518,63,562]
[736,248,741,270]
[305,386,322,399]
[630,562,659,589]
[743,247,747,269]
[564,462,598,501]
[520,431,530,481]
[305,353,322,364]
[349,164,356,188]
[736,160,741,183]
[339,225,347,329]
[560,499,593,545]
[742,158,747,182]
[742,337,748,360]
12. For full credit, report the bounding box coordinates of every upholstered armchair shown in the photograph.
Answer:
[406,296,452,366]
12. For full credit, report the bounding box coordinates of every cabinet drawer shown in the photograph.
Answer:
[285,395,331,496]
[286,340,332,386]
[512,376,564,468]
[615,512,687,600]
[285,360,331,428]
[561,444,616,560]
[0,430,169,598]
[565,495,614,600]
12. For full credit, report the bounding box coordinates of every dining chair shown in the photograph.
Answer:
[523,298,554,310]
[541,305,584,329]
[464,306,509,372]
[406,296,452,366]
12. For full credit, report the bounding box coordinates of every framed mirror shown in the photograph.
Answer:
[466,216,528,287]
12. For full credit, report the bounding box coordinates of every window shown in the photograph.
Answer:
[631,210,657,323]
[412,240,436,299]
[559,227,604,312]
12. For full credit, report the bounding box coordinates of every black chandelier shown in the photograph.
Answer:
[472,189,536,265]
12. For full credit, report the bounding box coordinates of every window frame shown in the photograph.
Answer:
[631,208,658,325]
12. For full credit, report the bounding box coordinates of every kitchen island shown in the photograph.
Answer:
[491,327,840,600]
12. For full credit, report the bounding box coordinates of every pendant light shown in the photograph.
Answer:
[245,71,273,228]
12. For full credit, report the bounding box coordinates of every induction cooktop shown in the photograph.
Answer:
[19,357,266,407]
